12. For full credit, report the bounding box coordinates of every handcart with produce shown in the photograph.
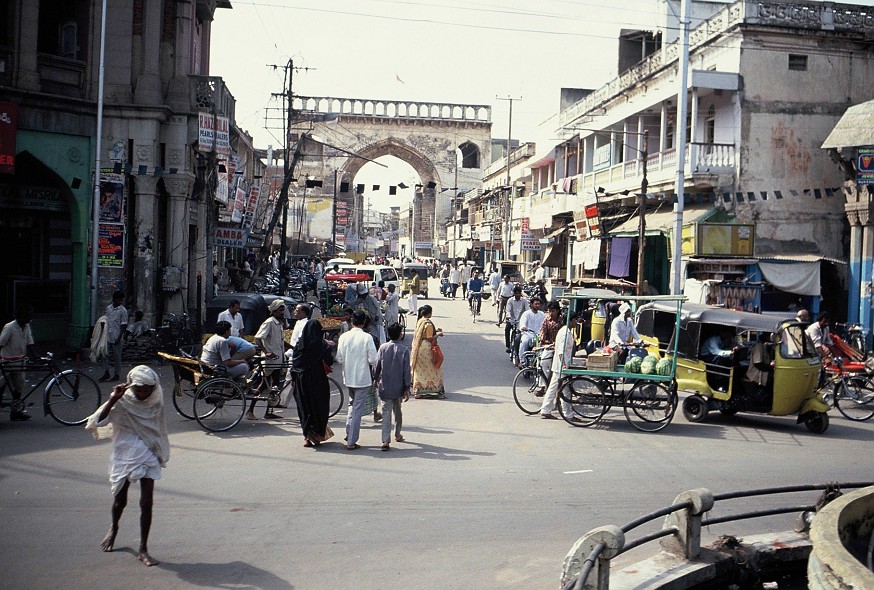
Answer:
[555,292,686,432]
[320,272,372,318]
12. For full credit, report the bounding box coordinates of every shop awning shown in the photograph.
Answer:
[607,204,716,237]
[539,226,567,244]
[821,99,874,149]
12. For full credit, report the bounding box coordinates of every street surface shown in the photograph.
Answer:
[1,279,872,589]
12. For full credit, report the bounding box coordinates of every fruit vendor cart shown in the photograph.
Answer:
[556,293,686,432]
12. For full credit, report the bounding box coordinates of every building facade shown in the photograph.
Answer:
[0,0,240,346]
[512,0,874,313]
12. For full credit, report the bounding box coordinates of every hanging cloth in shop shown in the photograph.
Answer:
[583,240,601,270]
[758,261,820,297]
[608,238,632,278]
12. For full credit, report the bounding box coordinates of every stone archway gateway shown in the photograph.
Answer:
[291,96,492,258]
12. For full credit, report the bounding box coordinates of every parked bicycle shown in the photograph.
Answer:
[156,312,195,355]
[0,353,101,425]
[819,356,874,421]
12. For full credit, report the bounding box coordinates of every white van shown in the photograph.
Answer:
[335,264,401,292]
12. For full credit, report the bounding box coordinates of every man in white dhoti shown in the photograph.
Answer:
[86,365,169,566]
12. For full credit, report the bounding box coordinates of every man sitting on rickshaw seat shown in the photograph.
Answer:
[699,328,737,393]
[744,333,774,407]
[201,321,250,379]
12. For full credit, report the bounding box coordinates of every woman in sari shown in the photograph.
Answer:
[410,305,445,399]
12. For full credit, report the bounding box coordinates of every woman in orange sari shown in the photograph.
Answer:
[410,305,445,399]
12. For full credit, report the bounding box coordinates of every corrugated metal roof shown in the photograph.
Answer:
[758,253,846,265]
[821,99,874,149]
[606,204,716,237]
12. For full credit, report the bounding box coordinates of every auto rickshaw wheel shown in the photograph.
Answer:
[803,412,829,434]
[682,395,709,423]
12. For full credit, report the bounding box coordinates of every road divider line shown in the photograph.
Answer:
[564,469,594,474]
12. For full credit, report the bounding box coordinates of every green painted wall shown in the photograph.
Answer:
[16,131,94,348]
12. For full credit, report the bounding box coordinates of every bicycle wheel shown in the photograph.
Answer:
[193,378,246,432]
[172,378,198,420]
[45,370,102,425]
[512,366,541,414]
[328,376,345,418]
[623,381,677,432]
[835,376,874,421]
[399,313,407,340]
[558,376,607,427]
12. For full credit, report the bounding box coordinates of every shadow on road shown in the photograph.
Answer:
[157,559,294,589]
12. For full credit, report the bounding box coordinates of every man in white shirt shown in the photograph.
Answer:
[497,275,516,327]
[448,265,461,299]
[806,312,833,358]
[252,299,287,420]
[504,287,529,360]
[534,262,546,282]
[336,310,378,450]
[0,303,36,421]
[517,298,545,367]
[608,303,641,348]
[540,311,582,420]
[217,300,245,338]
[488,269,502,307]
[460,263,471,299]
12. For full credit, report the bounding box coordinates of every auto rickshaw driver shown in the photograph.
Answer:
[699,327,737,393]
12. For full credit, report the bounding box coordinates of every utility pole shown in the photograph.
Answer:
[496,95,520,263]
[672,0,692,295]
[637,130,649,295]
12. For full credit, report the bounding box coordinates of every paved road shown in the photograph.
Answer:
[1,281,872,589]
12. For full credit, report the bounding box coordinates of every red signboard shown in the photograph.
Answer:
[0,102,18,175]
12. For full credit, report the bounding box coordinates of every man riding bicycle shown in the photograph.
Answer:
[467,271,484,315]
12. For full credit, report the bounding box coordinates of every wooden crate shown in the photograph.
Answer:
[586,350,618,371]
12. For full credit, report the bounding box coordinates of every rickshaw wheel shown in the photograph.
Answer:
[804,412,829,434]
[682,395,709,423]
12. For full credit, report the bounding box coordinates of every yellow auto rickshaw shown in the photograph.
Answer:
[635,302,830,433]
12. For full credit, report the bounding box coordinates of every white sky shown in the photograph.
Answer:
[210,0,874,212]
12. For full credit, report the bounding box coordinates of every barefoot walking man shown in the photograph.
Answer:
[86,365,169,566]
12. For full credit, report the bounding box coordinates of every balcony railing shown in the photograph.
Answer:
[190,75,235,120]
[582,142,735,196]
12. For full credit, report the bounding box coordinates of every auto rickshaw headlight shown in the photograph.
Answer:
[820,391,833,406]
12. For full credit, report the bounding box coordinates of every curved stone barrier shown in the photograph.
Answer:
[809,485,874,589]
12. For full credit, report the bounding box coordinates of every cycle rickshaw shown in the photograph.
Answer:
[160,346,344,432]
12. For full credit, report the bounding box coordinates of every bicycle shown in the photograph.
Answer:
[0,353,101,425]
[468,291,482,322]
[819,356,874,421]
[161,351,345,431]
[512,347,553,414]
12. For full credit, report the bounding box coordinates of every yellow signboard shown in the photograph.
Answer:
[681,223,754,257]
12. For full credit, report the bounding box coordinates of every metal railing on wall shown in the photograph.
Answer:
[561,481,874,590]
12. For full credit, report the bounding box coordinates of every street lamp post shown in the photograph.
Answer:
[637,131,649,295]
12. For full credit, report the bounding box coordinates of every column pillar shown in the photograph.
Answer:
[134,0,162,104]
[659,102,668,153]
[132,175,160,326]
[689,88,699,167]
[15,0,41,90]
[167,0,194,110]
[859,198,874,346]
[163,171,196,312]
[847,211,861,324]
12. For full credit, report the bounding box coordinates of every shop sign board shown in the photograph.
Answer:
[98,223,125,267]
[858,147,874,185]
[0,101,18,174]
[215,225,249,248]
